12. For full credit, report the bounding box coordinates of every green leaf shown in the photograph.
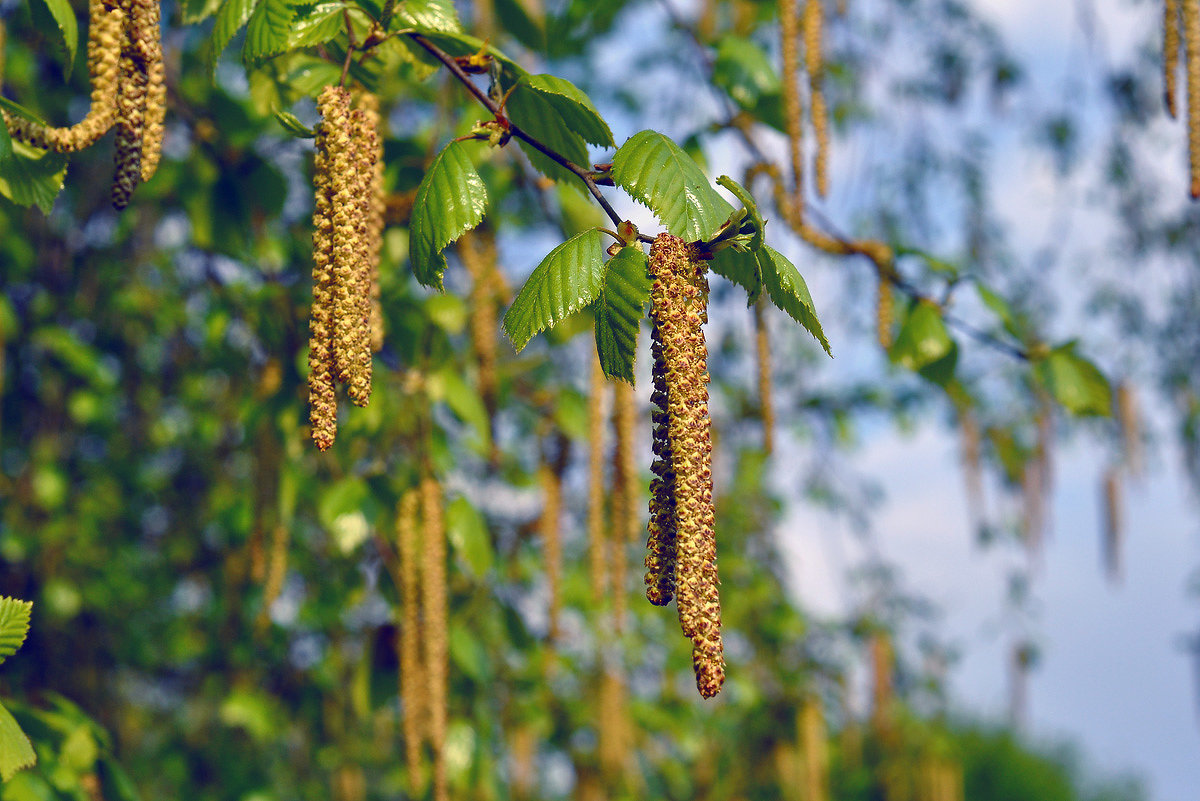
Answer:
[759,246,831,355]
[0,118,12,166]
[0,598,32,664]
[889,300,952,370]
[0,702,35,781]
[409,141,488,289]
[393,0,462,32]
[716,174,765,251]
[286,2,348,50]
[0,97,45,126]
[273,110,315,138]
[182,0,224,24]
[712,36,780,110]
[281,57,344,97]
[211,0,259,72]
[446,497,493,576]
[505,80,592,185]
[611,130,733,241]
[97,757,143,801]
[494,0,544,51]
[431,367,491,451]
[243,0,294,63]
[594,246,650,383]
[514,75,613,147]
[0,143,68,214]
[710,245,762,302]
[31,0,79,74]
[502,229,605,352]
[1034,344,1112,417]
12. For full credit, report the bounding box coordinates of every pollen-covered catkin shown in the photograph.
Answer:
[876,277,894,350]
[754,298,775,455]
[355,90,386,353]
[1185,0,1200,197]
[460,228,501,437]
[3,0,122,153]
[395,489,425,787]
[799,696,830,801]
[649,233,724,699]
[803,0,830,197]
[1168,0,1182,117]
[419,476,448,801]
[136,0,165,181]
[309,97,338,450]
[779,0,806,213]
[644,322,678,607]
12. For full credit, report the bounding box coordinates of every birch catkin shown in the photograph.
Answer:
[136,0,165,181]
[780,0,806,212]
[3,0,122,153]
[611,380,638,632]
[649,233,724,699]
[395,489,425,786]
[803,0,830,198]
[798,696,830,801]
[309,92,339,450]
[1168,0,1182,117]
[111,0,149,210]
[588,353,610,602]
[644,321,678,608]
[876,277,894,350]
[1185,0,1200,197]
[420,476,448,801]
[754,298,775,455]
[539,457,563,641]
[355,91,386,353]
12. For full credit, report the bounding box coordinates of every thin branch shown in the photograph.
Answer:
[407,33,631,233]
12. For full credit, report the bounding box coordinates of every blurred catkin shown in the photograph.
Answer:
[876,277,894,350]
[539,456,563,641]
[1168,0,1182,117]
[804,0,830,197]
[644,321,678,607]
[611,380,638,632]
[754,298,775,455]
[798,696,830,801]
[3,0,122,153]
[420,476,448,801]
[395,489,425,786]
[869,631,894,735]
[1116,381,1143,476]
[780,0,806,213]
[254,525,288,631]
[649,233,724,699]
[1102,466,1123,582]
[1186,0,1200,196]
[588,353,610,602]
[460,228,502,448]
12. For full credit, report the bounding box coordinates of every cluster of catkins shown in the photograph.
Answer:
[3,0,165,209]
[308,85,385,450]
[644,233,725,699]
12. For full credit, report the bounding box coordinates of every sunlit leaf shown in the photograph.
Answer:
[410,141,488,289]
[594,245,650,383]
[503,229,605,352]
[889,300,951,370]
[759,246,830,355]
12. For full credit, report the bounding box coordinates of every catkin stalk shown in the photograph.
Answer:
[420,476,448,801]
[395,489,425,788]
[1185,0,1200,197]
[649,233,724,699]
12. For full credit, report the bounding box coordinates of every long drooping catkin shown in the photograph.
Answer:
[876,277,894,350]
[136,0,165,181]
[597,667,631,783]
[1116,381,1143,476]
[754,298,775,455]
[644,322,678,607]
[1168,0,1182,117]
[1185,0,1200,197]
[419,476,448,801]
[780,0,806,213]
[395,489,424,787]
[111,0,149,210]
[798,696,830,801]
[3,0,122,153]
[869,631,893,733]
[355,90,386,353]
[460,228,501,448]
[803,0,830,197]
[958,407,984,528]
[539,456,563,641]
[309,93,339,450]
[649,233,724,699]
[1102,466,1123,582]
[588,353,610,602]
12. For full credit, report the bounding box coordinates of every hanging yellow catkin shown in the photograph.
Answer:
[137,0,165,181]
[253,525,288,631]
[803,0,830,198]
[460,229,500,451]
[649,233,724,699]
[597,667,630,783]
[1116,381,1143,476]
[1168,0,1182,117]
[1185,0,1200,197]
[1102,466,1123,582]
[111,0,149,210]
[588,353,610,602]
[798,695,830,801]
[869,631,894,734]
[395,489,425,788]
[644,321,678,608]
[420,476,448,801]
[958,407,985,528]
[309,90,339,451]
[779,0,806,214]
[355,91,386,353]
[611,381,638,632]
[876,277,894,350]
[538,456,563,641]
[509,726,537,801]
[754,298,775,455]
[3,0,122,153]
